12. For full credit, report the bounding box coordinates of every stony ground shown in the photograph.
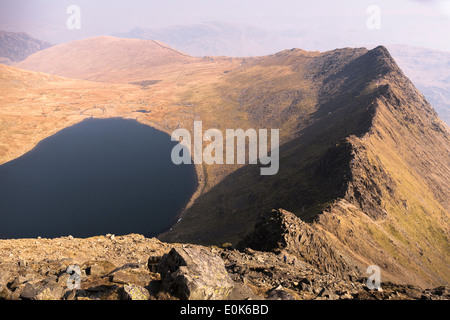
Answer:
[0,233,448,300]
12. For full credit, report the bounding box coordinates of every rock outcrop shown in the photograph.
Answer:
[0,234,448,300]
[238,209,359,278]
[157,246,235,300]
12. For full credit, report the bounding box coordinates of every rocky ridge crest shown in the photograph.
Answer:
[0,230,448,300]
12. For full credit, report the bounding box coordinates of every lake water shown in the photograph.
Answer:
[0,118,197,239]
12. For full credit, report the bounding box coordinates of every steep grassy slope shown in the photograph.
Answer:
[335,60,450,286]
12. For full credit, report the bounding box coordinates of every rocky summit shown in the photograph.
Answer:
[0,231,448,301]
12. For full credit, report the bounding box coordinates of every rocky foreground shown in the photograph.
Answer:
[0,230,448,300]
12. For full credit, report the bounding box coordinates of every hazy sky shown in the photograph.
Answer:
[1,0,449,51]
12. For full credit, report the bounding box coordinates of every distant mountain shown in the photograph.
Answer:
[113,21,292,57]
[0,30,52,65]
[388,45,450,126]
[16,36,192,82]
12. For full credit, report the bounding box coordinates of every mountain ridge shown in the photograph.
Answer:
[116,23,450,126]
